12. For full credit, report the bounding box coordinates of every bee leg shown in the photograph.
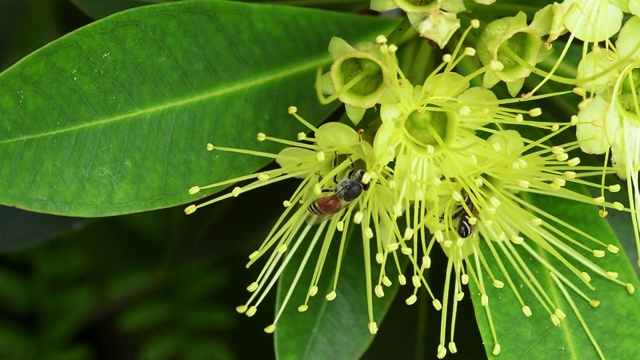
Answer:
[331,151,341,184]
[346,155,357,178]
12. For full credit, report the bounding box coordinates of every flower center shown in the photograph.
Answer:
[339,57,383,96]
[403,108,457,149]
[498,32,539,77]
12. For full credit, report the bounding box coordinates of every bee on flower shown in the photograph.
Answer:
[185,107,406,335]
[319,27,637,358]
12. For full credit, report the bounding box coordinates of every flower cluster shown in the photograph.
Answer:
[186,7,640,360]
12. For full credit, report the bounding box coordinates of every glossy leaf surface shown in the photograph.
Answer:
[0,1,399,216]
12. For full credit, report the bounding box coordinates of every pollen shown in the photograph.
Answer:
[206,143,214,151]
[627,284,635,294]
[368,322,378,335]
[567,157,581,166]
[362,172,372,184]
[247,282,259,292]
[364,227,374,239]
[353,211,364,224]
[298,305,308,312]
[403,227,414,240]
[492,344,501,356]
[325,291,337,301]
[433,299,443,310]
[256,133,266,141]
[422,256,432,269]
[398,274,407,285]
[264,324,276,333]
[184,205,197,215]
[375,285,385,298]
[309,286,318,296]
[232,187,242,197]
[287,106,297,114]
[523,306,532,317]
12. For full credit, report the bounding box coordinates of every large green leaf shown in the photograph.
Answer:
[471,184,640,359]
[0,1,399,216]
[68,0,369,20]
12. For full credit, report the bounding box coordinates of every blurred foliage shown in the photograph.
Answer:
[0,206,238,360]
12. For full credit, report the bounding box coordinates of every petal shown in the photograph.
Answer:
[576,96,620,154]
[561,0,623,42]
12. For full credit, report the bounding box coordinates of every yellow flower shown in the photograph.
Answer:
[186,107,407,334]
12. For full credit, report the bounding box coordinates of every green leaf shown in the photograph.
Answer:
[273,225,407,360]
[0,1,399,216]
[470,184,640,359]
[68,0,370,20]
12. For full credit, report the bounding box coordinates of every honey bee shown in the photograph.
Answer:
[307,168,369,225]
[453,192,477,238]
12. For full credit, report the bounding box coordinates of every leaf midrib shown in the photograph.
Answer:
[0,56,328,145]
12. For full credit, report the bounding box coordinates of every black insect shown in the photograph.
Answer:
[452,192,477,238]
[307,159,369,225]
